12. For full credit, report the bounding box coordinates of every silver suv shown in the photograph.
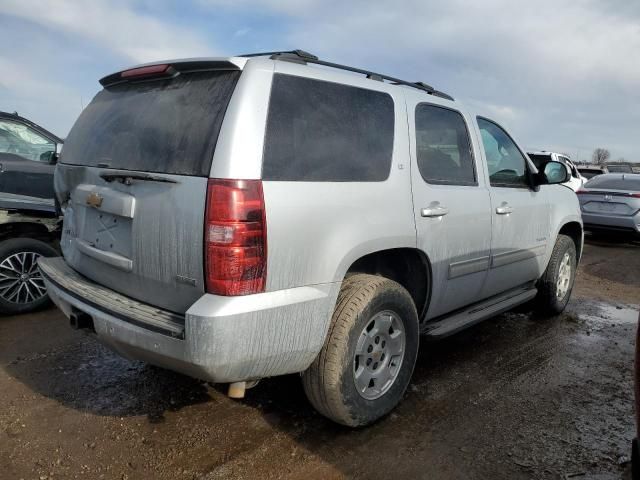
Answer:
[39,50,583,426]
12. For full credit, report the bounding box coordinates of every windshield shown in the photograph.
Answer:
[0,119,55,161]
[61,70,240,176]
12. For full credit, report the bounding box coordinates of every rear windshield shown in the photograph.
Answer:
[61,71,240,176]
[262,74,394,182]
[579,169,602,179]
[585,175,640,191]
[527,154,552,169]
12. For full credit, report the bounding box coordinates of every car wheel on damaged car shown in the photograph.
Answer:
[0,237,57,314]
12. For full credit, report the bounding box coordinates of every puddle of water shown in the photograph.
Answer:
[578,303,639,333]
[583,303,639,324]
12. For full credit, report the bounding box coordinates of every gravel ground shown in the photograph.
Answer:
[1,238,639,480]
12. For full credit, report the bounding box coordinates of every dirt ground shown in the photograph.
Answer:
[1,237,639,480]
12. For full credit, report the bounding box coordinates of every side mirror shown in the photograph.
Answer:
[541,160,570,185]
[40,151,59,165]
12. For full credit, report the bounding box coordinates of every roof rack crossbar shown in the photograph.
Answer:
[240,50,454,101]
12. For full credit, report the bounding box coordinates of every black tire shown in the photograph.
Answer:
[0,237,58,315]
[302,274,419,427]
[534,234,577,316]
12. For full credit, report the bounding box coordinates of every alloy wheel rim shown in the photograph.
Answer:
[353,310,406,400]
[0,251,47,304]
[556,252,572,300]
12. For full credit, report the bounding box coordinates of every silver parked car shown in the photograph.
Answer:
[578,173,640,238]
[39,50,583,426]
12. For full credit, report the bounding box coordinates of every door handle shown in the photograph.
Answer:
[421,206,449,217]
[495,205,513,215]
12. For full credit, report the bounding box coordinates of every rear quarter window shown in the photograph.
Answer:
[262,74,395,182]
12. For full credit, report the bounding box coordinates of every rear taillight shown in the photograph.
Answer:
[576,189,589,195]
[204,179,267,296]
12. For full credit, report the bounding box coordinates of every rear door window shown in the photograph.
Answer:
[61,71,240,176]
[262,74,394,181]
[415,104,476,185]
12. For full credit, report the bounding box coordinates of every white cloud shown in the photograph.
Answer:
[0,0,213,63]
[0,56,81,134]
[1,0,638,159]
[217,0,640,160]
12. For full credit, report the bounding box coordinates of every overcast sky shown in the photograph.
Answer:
[1,0,638,162]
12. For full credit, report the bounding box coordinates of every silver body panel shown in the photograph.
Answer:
[45,55,583,383]
[42,255,340,383]
[55,165,207,313]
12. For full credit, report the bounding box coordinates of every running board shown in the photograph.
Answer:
[423,286,538,339]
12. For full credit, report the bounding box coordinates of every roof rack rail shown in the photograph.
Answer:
[240,50,454,101]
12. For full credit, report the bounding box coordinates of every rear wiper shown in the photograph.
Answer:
[99,172,178,185]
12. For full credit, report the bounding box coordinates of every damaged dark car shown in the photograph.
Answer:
[0,111,62,314]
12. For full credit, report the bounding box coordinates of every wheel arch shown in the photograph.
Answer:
[344,247,432,324]
[0,220,59,246]
[558,221,583,260]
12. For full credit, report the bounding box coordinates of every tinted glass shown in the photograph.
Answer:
[415,104,475,185]
[585,175,640,191]
[606,164,633,173]
[527,153,552,170]
[262,74,394,182]
[579,169,603,179]
[477,118,528,187]
[61,71,240,176]
[0,120,55,162]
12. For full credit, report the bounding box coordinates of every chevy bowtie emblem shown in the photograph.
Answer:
[604,194,612,201]
[86,192,103,208]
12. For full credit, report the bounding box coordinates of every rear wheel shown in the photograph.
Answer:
[0,238,57,315]
[302,274,419,426]
[534,234,577,316]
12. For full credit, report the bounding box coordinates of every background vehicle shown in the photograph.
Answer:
[607,163,634,174]
[578,173,640,238]
[0,111,62,200]
[0,205,60,314]
[578,165,608,179]
[528,151,585,192]
[40,50,583,426]
[0,112,61,314]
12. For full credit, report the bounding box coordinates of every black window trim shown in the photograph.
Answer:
[476,115,534,190]
[415,102,478,187]
[261,72,396,182]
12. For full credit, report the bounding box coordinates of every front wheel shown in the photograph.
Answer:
[302,274,419,427]
[0,238,58,315]
[534,234,577,316]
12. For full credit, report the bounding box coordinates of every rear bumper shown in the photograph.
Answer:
[39,257,338,383]
[581,210,640,234]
